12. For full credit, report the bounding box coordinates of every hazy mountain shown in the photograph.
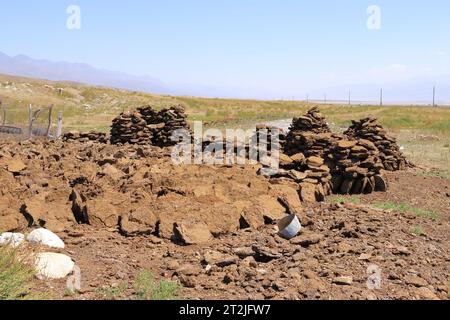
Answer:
[0,52,173,95]
[0,52,448,103]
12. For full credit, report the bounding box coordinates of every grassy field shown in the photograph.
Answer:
[0,246,43,300]
[1,73,449,171]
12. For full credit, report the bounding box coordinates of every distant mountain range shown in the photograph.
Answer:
[0,51,173,95]
[0,52,286,100]
[0,51,448,104]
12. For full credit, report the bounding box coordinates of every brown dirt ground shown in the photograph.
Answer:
[0,138,449,300]
[361,170,450,215]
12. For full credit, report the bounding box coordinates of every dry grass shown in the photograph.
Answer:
[372,201,440,220]
[394,130,449,171]
[0,246,44,300]
[1,73,449,171]
[94,269,180,300]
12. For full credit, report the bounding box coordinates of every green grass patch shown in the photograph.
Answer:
[64,287,78,298]
[332,196,361,205]
[373,201,440,220]
[134,270,180,300]
[96,282,128,300]
[95,270,181,300]
[410,225,425,236]
[417,170,450,179]
[0,246,43,300]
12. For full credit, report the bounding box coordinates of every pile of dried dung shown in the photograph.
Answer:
[330,139,388,194]
[110,111,153,145]
[110,105,191,147]
[344,117,408,171]
[288,106,331,134]
[138,105,191,147]
[269,108,392,201]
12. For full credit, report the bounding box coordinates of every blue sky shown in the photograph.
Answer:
[1,0,449,100]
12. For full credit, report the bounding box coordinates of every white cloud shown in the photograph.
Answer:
[435,50,445,56]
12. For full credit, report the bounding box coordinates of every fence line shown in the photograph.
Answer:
[0,100,63,139]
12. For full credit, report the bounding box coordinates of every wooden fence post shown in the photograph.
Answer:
[0,98,5,126]
[56,112,63,139]
[46,104,54,137]
[28,104,42,139]
[28,104,32,138]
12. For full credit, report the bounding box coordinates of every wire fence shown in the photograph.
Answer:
[0,101,63,139]
[306,99,450,107]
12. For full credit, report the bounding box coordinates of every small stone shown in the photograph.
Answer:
[358,253,372,261]
[167,260,180,271]
[6,159,27,173]
[291,232,323,247]
[240,207,265,230]
[252,245,281,262]
[292,252,306,262]
[415,287,439,300]
[394,246,410,256]
[223,273,235,284]
[27,228,65,249]
[174,221,213,245]
[35,253,75,280]
[405,275,428,287]
[175,264,201,276]
[333,276,353,286]
[242,256,258,268]
[233,247,255,259]
[149,235,163,244]
[256,268,268,275]
[179,275,196,288]
[272,281,286,292]
[203,250,238,268]
[303,270,318,280]
[388,273,401,281]
[101,164,123,180]
[337,241,353,253]
[365,293,378,300]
